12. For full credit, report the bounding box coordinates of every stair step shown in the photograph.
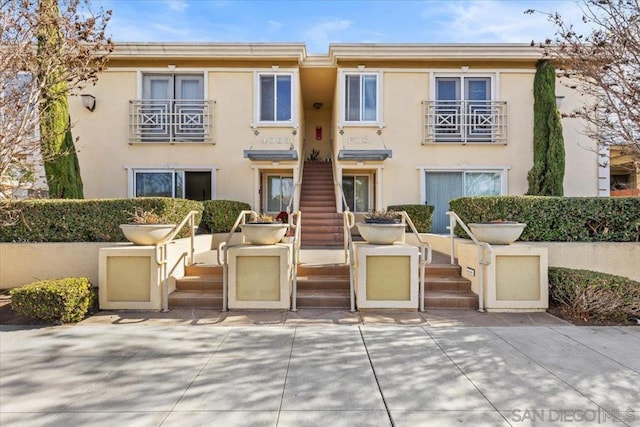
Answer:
[175,276,223,291]
[295,289,351,308]
[424,276,472,292]
[184,264,223,277]
[302,219,344,226]
[302,226,344,234]
[169,290,223,308]
[424,291,479,309]
[300,200,337,207]
[296,276,350,290]
[300,207,339,214]
[297,264,350,276]
[425,264,462,277]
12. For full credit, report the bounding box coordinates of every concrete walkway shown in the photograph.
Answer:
[1,321,639,426]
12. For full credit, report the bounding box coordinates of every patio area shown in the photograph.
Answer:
[1,323,638,426]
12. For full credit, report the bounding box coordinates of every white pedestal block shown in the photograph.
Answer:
[354,242,419,309]
[485,244,549,312]
[228,243,292,309]
[99,245,162,310]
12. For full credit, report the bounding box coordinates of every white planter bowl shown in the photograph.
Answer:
[356,222,406,245]
[240,223,289,245]
[468,222,527,245]
[120,224,176,246]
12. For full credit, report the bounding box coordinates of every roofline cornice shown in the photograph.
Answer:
[328,43,544,62]
[110,42,307,63]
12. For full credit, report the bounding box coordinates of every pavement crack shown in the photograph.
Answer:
[359,327,395,427]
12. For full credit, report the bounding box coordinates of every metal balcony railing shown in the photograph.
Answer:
[129,99,214,143]
[422,100,507,144]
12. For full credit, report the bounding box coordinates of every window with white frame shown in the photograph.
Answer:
[130,73,211,143]
[344,73,378,122]
[342,174,371,212]
[425,170,503,233]
[425,75,506,143]
[132,169,212,200]
[259,74,292,123]
[265,174,294,212]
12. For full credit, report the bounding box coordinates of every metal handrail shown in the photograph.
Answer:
[343,211,356,312]
[446,211,492,312]
[217,210,257,311]
[286,150,305,214]
[155,209,200,312]
[397,211,433,312]
[289,211,302,311]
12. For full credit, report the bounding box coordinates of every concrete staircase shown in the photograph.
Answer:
[169,257,478,311]
[169,264,223,309]
[299,161,343,248]
[424,263,479,309]
[295,264,351,309]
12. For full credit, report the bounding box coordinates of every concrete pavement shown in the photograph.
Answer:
[1,321,639,426]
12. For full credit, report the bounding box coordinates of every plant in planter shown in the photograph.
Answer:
[468,219,527,245]
[119,207,177,246]
[241,212,289,245]
[357,210,405,244]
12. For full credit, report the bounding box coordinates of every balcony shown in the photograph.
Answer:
[129,99,213,143]
[422,100,507,144]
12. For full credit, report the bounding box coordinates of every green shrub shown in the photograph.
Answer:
[10,277,95,323]
[0,198,203,242]
[548,267,640,322]
[202,200,252,233]
[387,204,434,233]
[449,196,640,242]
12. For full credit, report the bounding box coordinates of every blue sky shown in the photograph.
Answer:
[94,0,586,53]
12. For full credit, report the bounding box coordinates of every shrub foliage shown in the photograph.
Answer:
[549,267,640,322]
[449,196,640,242]
[0,198,203,242]
[387,204,434,233]
[10,277,95,323]
[202,200,252,233]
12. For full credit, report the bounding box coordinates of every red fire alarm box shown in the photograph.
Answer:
[315,126,322,140]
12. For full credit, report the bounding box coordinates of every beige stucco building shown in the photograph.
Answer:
[70,43,603,234]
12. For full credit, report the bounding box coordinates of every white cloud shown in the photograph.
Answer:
[423,0,588,43]
[165,0,188,12]
[302,18,353,53]
[267,20,283,32]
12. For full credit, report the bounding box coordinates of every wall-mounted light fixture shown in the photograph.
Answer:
[81,94,96,112]
[555,95,565,108]
[312,102,323,110]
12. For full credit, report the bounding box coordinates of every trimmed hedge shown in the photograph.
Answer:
[10,277,95,323]
[549,267,640,322]
[0,198,203,242]
[449,196,640,242]
[387,204,434,233]
[202,200,252,233]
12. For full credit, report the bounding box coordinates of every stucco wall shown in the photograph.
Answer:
[0,235,213,290]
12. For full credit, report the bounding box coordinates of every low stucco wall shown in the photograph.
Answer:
[0,235,215,290]
[526,242,640,282]
[420,234,640,282]
[0,242,120,289]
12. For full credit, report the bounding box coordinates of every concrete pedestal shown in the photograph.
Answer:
[485,245,548,312]
[228,243,292,309]
[99,245,162,310]
[354,242,419,309]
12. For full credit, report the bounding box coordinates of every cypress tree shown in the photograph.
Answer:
[527,60,565,196]
[37,0,84,198]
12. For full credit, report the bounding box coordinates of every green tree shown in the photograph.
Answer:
[37,0,83,198]
[527,60,565,196]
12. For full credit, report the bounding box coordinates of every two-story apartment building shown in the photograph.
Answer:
[70,43,602,237]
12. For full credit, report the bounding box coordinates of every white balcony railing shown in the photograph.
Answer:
[129,99,214,143]
[422,100,507,144]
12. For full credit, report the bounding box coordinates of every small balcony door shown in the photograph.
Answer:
[140,74,205,141]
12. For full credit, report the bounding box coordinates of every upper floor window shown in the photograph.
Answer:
[129,73,212,143]
[344,73,378,122]
[259,74,292,123]
[424,75,506,143]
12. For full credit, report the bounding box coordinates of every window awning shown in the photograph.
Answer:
[337,149,392,161]
[243,150,298,161]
